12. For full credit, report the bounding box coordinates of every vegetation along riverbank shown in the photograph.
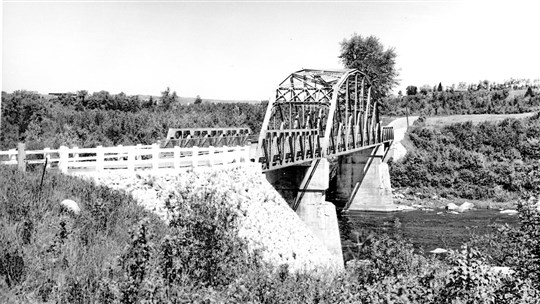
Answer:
[2,164,540,303]
[389,112,540,209]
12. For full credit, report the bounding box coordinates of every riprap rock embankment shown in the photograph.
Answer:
[74,164,339,273]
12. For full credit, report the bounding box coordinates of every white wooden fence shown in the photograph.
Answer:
[0,143,251,173]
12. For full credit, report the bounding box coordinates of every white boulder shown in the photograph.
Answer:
[446,203,459,211]
[458,202,474,213]
[60,199,80,215]
[430,248,448,254]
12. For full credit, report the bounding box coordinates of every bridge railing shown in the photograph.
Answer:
[327,124,394,156]
[162,135,249,148]
[0,143,251,173]
[382,126,394,142]
[258,129,321,171]
[162,127,251,148]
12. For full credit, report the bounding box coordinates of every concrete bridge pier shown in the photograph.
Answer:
[265,159,344,270]
[336,143,397,211]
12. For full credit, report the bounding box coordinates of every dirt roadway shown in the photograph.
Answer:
[387,116,419,161]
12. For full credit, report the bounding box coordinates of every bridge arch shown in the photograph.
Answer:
[257,68,392,171]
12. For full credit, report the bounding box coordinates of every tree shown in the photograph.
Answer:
[339,34,399,100]
[77,90,88,108]
[194,95,202,104]
[419,85,432,95]
[406,86,418,96]
[525,87,535,98]
[437,82,443,92]
[160,87,179,111]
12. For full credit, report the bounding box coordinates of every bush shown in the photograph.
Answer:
[390,115,540,199]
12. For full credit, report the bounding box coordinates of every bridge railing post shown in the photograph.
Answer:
[245,145,251,163]
[73,146,79,163]
[136,144,142,160]
[192,146,199,167]
[152,143,160,171]
[235,146,241,163]
[174,146,180,169]
[43,147,51,169]
[208,146,215,167]
[58,145,69,174]
[116,144,123,162]
[17,143,26,172]
[223,145,228,165]
[127,146,135,171]
[96,145,104,172]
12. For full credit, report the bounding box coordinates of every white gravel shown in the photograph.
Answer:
[73,164,338,273]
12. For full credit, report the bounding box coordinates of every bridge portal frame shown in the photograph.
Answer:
[257,68,393,172]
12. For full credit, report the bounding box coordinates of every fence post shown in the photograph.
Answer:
[209,146,215,167]
[235,146,241,163]
[58,146,68,174]
[136,144,142,160]
[117,145,123,161]
[96,146,104,172]
[44,147,51,169]
[73,146,79,162]
[192,146,199,168]
[152,143,159,170]
[222,145,228,165]
[174,146,180,170]
[244,145,251,163]
[17,143,26,172]
[127,146,135,171]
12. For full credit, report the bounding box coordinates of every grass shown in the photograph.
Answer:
[424,112,538,128]
[0,165,166,303]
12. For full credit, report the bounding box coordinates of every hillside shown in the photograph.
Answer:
[389,112,540,202]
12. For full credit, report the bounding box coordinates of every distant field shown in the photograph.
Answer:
[507,89,526,100]
[425,112,538,128]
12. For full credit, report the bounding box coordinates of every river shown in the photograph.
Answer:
[337,208,520,256]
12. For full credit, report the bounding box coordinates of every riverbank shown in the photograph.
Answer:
[74,164,341,273]
[392,189,517,211]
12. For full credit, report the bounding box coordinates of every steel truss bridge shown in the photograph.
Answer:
[256,68,394,172]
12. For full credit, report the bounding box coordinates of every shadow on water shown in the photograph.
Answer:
[336,206,520,256]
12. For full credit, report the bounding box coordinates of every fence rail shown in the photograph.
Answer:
[0,143,251,173]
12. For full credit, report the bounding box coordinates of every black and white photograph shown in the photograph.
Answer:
[1,0,540,302]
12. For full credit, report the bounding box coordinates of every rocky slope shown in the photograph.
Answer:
[73,164,339,273]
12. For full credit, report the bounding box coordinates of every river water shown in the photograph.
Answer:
[337,208,520,256]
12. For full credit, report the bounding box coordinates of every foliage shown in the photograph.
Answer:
[0,165,160,303]
[159,87,179,111]
[525,87,535,98]
[339,34,399,100]
[406,85,418,96]
[0,91,266,150]
[439,246,501,303]
[380,88,540,116]
[3,165,540,302]
[390,113,540,200]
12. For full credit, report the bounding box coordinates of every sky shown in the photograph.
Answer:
[2,0,540,100]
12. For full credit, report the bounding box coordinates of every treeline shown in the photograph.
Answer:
[390,114,540,200]
[0,90,266,150]
[380,89,540,116]
[3,87,540,151]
